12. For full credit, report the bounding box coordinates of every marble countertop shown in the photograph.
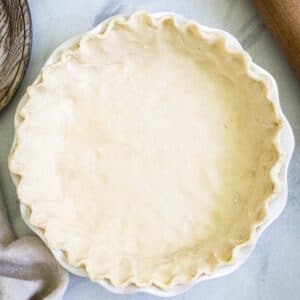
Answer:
[0,0,299,299]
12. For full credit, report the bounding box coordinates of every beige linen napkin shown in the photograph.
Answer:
[0,179,68,300]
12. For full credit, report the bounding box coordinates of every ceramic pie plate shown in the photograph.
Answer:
[9,12,294,297]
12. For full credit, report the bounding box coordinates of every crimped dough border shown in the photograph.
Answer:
[8,12,291,295]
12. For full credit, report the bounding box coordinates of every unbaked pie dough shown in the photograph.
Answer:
[9,13,282,288]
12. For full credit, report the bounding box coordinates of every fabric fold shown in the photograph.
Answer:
[0,177,68,300]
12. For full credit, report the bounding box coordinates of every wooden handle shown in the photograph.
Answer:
[253,0,300,78]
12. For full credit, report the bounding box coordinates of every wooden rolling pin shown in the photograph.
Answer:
[253,0,300,78]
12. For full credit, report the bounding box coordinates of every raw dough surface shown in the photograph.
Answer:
[9,13,281,288]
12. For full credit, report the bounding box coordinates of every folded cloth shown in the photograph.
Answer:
[0,179,68,300]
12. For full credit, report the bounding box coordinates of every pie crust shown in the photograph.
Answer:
[9,12,283,289]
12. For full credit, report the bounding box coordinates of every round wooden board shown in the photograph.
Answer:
[0,0,32,112]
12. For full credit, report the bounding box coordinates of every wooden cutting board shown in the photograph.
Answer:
[0,0,32,112]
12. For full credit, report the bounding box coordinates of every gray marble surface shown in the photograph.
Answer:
[0,0,299,299]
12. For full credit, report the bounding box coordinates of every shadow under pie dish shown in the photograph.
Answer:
[8,12,294,296]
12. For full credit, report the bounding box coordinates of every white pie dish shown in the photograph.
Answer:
[8,12,294,297]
